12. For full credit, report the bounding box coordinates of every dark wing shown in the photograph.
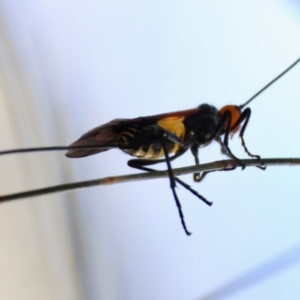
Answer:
[65,119,129,158]
[66,107,198,158]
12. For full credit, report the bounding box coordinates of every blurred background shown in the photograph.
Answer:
[0,1,300,299]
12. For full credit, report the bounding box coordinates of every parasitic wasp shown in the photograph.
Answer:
[1,57,300,235]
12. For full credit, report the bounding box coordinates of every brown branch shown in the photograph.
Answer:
[1,157,300,202]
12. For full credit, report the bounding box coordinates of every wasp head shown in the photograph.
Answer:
[219,105,242,135]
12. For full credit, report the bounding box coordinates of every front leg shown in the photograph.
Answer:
[233,108,266,170]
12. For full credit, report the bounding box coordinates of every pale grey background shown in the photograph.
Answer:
[0,1,300,300]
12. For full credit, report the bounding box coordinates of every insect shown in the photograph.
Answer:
[62,57,300,235]
[1,57,299,235]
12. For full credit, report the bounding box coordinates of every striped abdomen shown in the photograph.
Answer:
[118,116,186,159]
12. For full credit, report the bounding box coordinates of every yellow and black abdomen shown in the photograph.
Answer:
[117,116,186,160]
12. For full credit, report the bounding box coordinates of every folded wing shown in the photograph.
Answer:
[65,119,128,158]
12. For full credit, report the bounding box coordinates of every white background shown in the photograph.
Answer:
[0,1,300,300]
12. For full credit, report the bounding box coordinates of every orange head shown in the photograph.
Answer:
[219,105,241,135]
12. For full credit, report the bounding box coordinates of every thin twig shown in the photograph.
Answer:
[1,157,299,202]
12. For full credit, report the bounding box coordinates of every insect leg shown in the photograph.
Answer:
[128,159,212,206]
[190,144,200,182]
[160,130,185,146]
[190,144,209,182]
[161,135,191,235]
[127,134,194,235]
[128,142,212,206]
[232,108,266,170]
[191,137,237,183]
[128,149,191,235]
[218,110,246,169]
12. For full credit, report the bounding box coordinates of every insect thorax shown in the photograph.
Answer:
[184,104,221,146]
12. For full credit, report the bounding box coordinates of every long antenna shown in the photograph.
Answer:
[0,145,107,156]
[239,57,300,109]
[1,57,299,156]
